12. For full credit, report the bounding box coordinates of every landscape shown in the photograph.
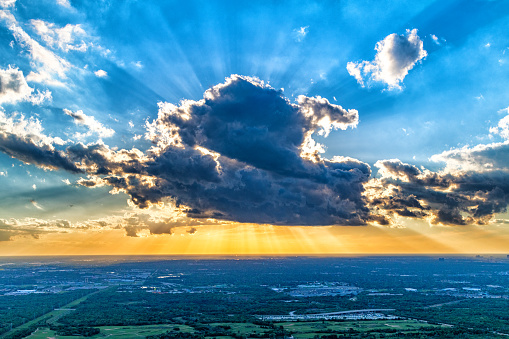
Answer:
[0,255,508,338]
[1,0,509,338]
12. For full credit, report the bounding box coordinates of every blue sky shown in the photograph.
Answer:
[1,0,509,249]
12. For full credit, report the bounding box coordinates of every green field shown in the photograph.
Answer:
[279,319,439,334]
[28,324,196,339]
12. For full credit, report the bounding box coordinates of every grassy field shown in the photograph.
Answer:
[27,324,196,339]
[278,319,440,337]
[210,322,268,335]
[24,320,443,339]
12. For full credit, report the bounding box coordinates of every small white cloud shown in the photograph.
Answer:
[0,171,7,176]
[32,184,37,190]
[128,120,134,128]
[64,108,115,138]
[56,0,71,7]
[62,178,71,185]
[30,199,44,210]
[430,34,444,45]
[94,69,107,78]
[293,26,309,42]
[131,61,143,69]
[347,29,427,90]
[485,42,491,48]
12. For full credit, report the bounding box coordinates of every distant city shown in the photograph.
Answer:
[0,255,508,338]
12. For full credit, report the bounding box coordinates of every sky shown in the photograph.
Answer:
[1,0,509,255]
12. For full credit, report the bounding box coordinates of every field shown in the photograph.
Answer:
[278,319,440,338]
[23,320,441,339]
[27,324,196,339]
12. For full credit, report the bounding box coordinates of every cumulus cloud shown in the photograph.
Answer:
[490,109,509,140]
[0,111,80,172]
[430,141,509,173]
[347,29,427,90]
[0,66,33,105]
[3,74,509,229]
[367,154,509,226]
[0,66,51,105]
[64,109,114,138]
[0,75,369,226]
[0,217,70,241]
[31,20,89,52]
[94,69,107,77]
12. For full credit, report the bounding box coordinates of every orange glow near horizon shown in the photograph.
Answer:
[1,220,509,256]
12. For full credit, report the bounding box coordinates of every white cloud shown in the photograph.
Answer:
[430,140,509,173]
[0,0,15,8]
[131,61,143,69]
[293,26,309,42]
[28,89,52,105]
[0,66,52,106]
[94,69,107,77]
[0,111,66,146]
[10,25,70,78]
[26,71,66,87]
[56,0,71,8]
[0,12,70,85]
[31,20,88,52]
[347,29,427,90]
[490,108,509,140]
[0,66,33,105]
[64,108,115,138]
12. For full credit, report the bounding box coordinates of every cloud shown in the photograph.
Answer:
[64,109,115,138]
[367,155,509,226]
[0,75,369,226]
[0,12,70,85]
[0,66,33,105]
[56,0,71,8]
[30,199,43,210]
[0,0,15,8]
[430,140,509,173]
[0,111,80,172]
[0,217,69,241]
[490,109,509,140]
[94,69,107,77]
[347,29,427,90]
[10,23,70,78]
[30,20,89,52]
[187,227,197,235]
[293,26,309,42]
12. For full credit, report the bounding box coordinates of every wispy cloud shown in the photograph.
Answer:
[64,109,115,139]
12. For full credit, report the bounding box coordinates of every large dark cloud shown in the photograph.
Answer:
[1,75,369,226]
[3,74,509,228]
[0,132,81,172]
[369,154,509,225]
